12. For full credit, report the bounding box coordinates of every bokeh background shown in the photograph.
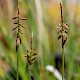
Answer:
[0,0,80,80]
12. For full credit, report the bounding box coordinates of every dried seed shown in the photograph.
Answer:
[30,53,37,57]
[27,54,31,58]
[58,35,62,40]
[14,22,18,24]
[19,24,26,29]
[12,27,17,31]
[63,23,69,30]
[31,57,37,62]
[12,17,18,19]
[62,37,67,48]
[20,18,27,20]
[64,30,68,34]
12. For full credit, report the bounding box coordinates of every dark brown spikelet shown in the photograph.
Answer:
[62,37,67,48]
[14,22,18,24]
[64,30,68,34]
[16,45,18,52]
[58,35,62,40]
[12,27,18,31]
[20,38,21,44]
[12,17,18,19]
[31,76,34,80]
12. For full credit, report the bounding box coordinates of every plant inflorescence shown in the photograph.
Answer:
[57,3,69,80]
[12,0,27,80]
[57,3,69,48]
[24,32,38,80]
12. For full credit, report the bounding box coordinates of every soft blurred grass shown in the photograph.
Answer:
[0,0,80,80]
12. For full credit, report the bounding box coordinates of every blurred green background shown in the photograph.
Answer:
[0,0,80,80]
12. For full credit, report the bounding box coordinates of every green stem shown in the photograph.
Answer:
[28,66,34,80]
[17,46,19,80]
[62,48,64,80]
[60,3,64,80]
[17,2,20,80]
[28,65,31,76]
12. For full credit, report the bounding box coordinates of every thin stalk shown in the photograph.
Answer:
[12,0,26,79]
[60,3,64,80]
[17,47,19,80]
[62,48,64,80]
[17,1,20,80]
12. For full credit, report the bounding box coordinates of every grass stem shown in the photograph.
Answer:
[17,1,20,80]
[60,3,64,80]
[17,48,19,80]
[62,48,64,80]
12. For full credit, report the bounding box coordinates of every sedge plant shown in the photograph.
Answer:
[57,3,69,80]
[24,32,38,80]
[12,0,27,80]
